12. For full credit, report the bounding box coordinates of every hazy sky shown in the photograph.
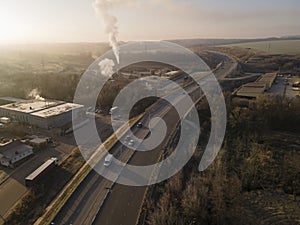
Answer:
[0,0,299,43]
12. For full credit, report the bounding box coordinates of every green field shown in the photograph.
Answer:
[227,40,300,55]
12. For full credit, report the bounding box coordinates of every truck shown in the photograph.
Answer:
[25,157,58,186]
[109,106,118,115]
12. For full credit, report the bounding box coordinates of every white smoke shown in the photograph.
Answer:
[98,58,115,77]
[28,89,45,101]
[93,0,176,77]
[93,0,126,64]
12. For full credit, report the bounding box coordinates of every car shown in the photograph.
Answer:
[128,140,135,146]
[104,154,113,167]
[137,122,143,128]
[125,135,131,142]
[184,75,189,80]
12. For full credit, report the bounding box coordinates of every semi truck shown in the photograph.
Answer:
[25,157,58,186]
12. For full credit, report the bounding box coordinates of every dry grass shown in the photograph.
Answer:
[226,40,300,55]
[0,170,8,183]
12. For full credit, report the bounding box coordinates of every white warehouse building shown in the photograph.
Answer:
[0,99,84,129]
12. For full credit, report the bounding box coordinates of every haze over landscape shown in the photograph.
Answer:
[0,0,300,44]
[0,1,300,225]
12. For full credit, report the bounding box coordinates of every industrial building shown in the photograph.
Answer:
[236,82,266,98]
[236,72,277,99]
[256,72,277,89]
[0,99,84,129]
[0,141,33,168]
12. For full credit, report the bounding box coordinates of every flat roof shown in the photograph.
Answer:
[0,100,64,114]
[237,85,266,98]
[258,73,277,83]
[31,103,83,118]
[26,159,55,181]
[0,141,33,159]
[0,97,25,103]
[29,137,49,145]
[244,82,266,88]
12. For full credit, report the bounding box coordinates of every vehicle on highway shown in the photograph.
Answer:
[104,154,113,167]
[125,135,131,142]
[184,75,189,80]
[137,122,143,128]
[128,140,135,146]
[109,106,118,115]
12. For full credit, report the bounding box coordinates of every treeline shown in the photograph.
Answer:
[143,95,300,225]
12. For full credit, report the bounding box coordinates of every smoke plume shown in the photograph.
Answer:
[93,0,124,64]
[28,89,45,101]
[98,58,115,77]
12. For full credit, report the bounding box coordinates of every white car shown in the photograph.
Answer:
[104,154,113,167]
[128,140,135,147]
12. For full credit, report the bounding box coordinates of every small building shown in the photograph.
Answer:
[28,137,50,149]
[25,157,58,186]
[0,141,33,168]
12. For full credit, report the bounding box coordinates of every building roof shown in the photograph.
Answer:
[0,141,33,159]
[257,73,277,87]
[0,97,25,103]
[29,137,49,145]
[31,103,83,118]
[237,83,266,98]
[236,73,278,98]
[0,99,64,114]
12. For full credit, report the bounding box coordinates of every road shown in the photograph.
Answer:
[51,51,237,225]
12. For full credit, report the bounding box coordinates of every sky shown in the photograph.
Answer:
[0,0,299,44]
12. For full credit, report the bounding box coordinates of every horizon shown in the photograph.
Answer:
[1,35,300,47]
[1,0,300,44]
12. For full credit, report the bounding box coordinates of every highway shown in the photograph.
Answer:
[51,52,237,225]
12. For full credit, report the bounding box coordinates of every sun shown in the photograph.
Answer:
[0,10,25,43]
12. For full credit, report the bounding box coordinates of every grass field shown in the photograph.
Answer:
[226,40,300,55]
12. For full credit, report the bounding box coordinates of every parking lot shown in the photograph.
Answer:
[267,75,300,98]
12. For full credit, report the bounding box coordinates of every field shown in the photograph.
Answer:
[226,40,300,55]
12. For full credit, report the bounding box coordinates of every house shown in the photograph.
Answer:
[0,141,33,168]
[28,137,50,149]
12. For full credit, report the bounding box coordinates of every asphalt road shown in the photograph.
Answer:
[92,59,232,225]
[53,94,184,225]
[52,52,237,225]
